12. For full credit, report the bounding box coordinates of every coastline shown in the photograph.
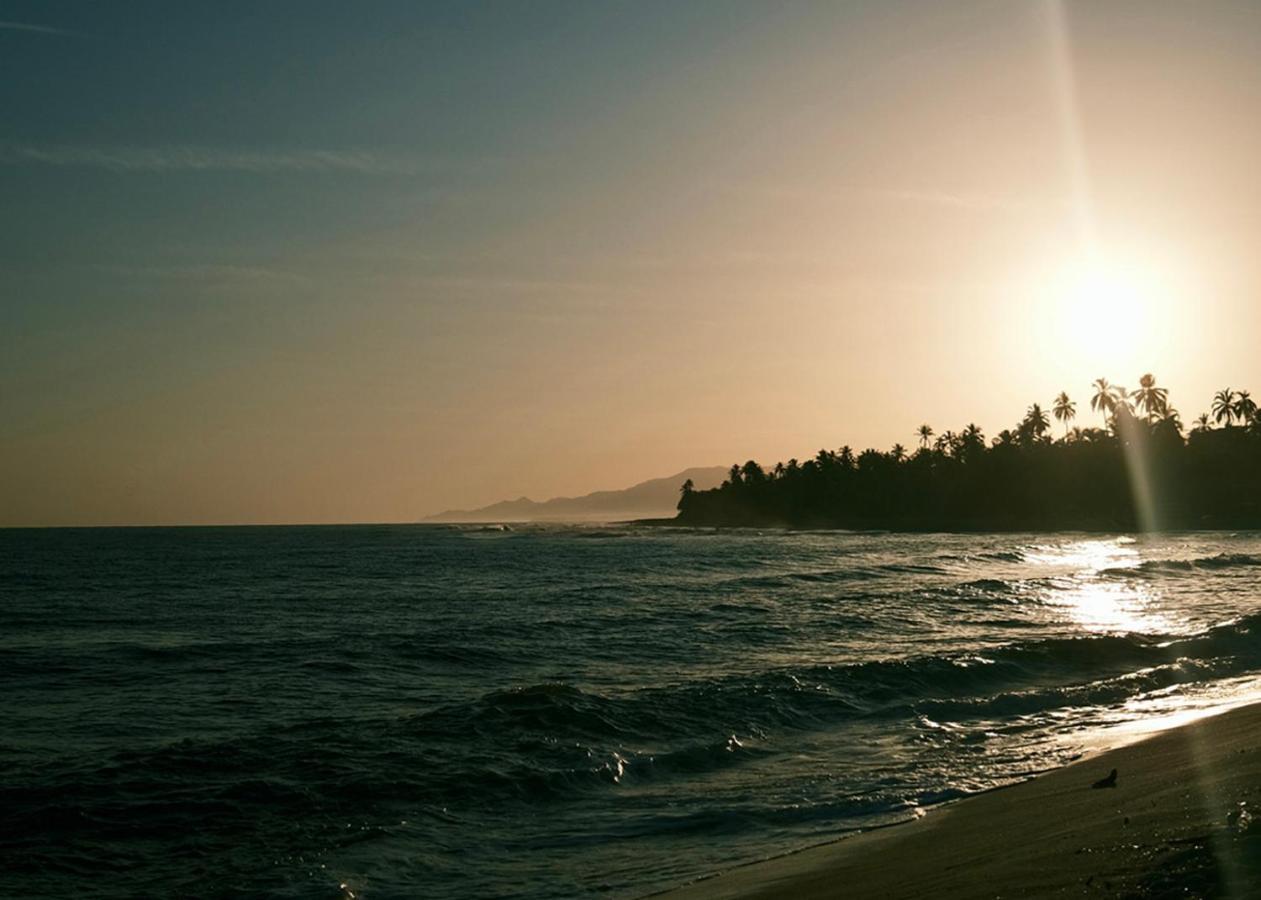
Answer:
[635,517,1261,533]
[651,702,1261,899]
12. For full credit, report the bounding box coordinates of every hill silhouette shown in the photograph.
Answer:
[426,467,727,523]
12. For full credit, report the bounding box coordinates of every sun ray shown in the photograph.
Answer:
[1043,0,1096,257]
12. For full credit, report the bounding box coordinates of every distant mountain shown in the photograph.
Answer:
[424,467,727,523]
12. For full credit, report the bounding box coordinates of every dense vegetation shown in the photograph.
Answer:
[676,377,1261,530]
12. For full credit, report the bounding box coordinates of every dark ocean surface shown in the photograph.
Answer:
[4,525,1261,899]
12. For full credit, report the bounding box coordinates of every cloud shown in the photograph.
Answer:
[0,142,419,175]
[871,188,1066,214]
[92,263,312,285]
[716,181,1066,215]
[0,20,80,37]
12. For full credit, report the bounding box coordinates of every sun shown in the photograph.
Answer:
[1029,249,1181,376]
[1057,259,1147,350]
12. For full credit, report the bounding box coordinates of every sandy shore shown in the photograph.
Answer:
[653,704,1261,899]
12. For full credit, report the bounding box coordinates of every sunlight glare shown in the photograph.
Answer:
[1044,580,1170,635]
[1026,250,1183,375]
[1028,539,1172,634]
[1057,257,1158,358]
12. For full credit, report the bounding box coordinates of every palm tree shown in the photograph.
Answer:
[1192,413,1212,433]
[1090,378,1116,427]
[1213,389,1237,427]
[1024,403,1050,441]
[890,443,907,463]
[1109,400,1139,439]
[741,460,766,483]
[917,424,934,450]
[933,431,957,456]
[1159,406,1183,432]
[1130,373,1169,422]
[1110,384,1133,416]
[1052,392,1076,438]
[1234,390,1257,425]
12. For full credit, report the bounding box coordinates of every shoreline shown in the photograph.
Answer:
[650,701,1261,899]
[633,517,1261,534]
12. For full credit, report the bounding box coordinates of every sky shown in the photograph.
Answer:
[3,1,1260,526]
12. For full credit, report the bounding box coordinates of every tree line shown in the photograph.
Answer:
[675,376,1261,530]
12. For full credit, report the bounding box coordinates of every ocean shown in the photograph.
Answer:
[4,525,1261,899]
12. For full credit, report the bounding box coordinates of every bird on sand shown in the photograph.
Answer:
[1091,768,1118,789]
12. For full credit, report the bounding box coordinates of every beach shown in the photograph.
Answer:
[655,702,1261,899]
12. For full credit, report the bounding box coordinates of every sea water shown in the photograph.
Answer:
[4,525,1261,899]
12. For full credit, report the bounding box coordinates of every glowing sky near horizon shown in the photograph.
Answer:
[2,1,1260,526]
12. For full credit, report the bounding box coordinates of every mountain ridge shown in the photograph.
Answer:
[424,466,727,523]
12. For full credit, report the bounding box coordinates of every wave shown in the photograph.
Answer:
[15,527,1261,900]
[13,611,1261,900]
[399,610,1261,786]
[19,608,1261,814]
[329,627,1248,813]
[934,550,1025,564]
[721,562,951,590]
[959,577,1016,592]
[1100,553,1261,577]
[874,562,950,575]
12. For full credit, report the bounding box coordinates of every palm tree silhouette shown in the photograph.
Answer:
[1024,404,1050,442]
[1091,378,1116,427]
[1109,400,1140,439]
[1131,373,1169,422]
[1159,406,1183,433]
[1053,392,1076,438]
[680,378,1260,529]
[1213,389,1237,427]
[1233,390,1257,425]
[1110,384,1133,416]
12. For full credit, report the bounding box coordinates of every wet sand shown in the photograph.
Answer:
[653,703,1261,899]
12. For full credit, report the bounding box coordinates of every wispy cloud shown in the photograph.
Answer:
[0,142,420,175]
[871,188,1066,214]
[92,263,313,285]
[0,20,80,37]
[716,181,1066,215]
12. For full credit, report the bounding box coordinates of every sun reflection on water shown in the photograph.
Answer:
[1023,537,1140,573]
[1042,579,1172,635]
[1028,538,1174,635]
